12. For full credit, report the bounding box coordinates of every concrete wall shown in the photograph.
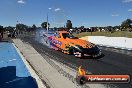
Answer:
[80,36,132,50]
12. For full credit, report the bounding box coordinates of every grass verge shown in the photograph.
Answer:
[73,31,132,38]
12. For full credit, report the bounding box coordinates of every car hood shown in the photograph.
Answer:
[66,38,94,48]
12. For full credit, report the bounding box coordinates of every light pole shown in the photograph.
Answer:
[47,8,52,34]
[47,13,49,34]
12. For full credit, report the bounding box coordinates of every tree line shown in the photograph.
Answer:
[41,19,132,32]
[0,18,131,33]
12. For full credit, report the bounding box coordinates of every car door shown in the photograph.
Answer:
[52,32,62,48]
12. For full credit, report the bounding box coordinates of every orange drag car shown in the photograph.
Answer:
[49,31,101,58]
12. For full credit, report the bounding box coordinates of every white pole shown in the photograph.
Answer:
[47,13,49,34]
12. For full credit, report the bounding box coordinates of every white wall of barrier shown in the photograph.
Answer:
[86,36,132,50]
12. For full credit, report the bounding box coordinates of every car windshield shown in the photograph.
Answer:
[62,33,78,39]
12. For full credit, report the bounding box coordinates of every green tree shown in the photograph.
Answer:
[66,20,72,29]
[16,23,28,31]
[80,26,84,29]
[0,25,3,30]
[121,19,132,30]
[5,26,14,32]
[114,26,120,29]
[32,24,37,31]
[0,25,4,32]
[41,22,50,29]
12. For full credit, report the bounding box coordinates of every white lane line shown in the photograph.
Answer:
[8,59,16,62]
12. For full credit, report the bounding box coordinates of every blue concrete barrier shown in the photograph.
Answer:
[0,42,38,88]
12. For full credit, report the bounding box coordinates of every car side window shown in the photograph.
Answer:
[55,32,61,38]
[57,33,61,38]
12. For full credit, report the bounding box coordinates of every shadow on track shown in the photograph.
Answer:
[0,66,38,88]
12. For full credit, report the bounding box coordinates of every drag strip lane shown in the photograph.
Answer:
[100,50,132,73]
[21,37,132,88]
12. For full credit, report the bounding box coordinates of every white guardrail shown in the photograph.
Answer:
[81,36,132,50]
